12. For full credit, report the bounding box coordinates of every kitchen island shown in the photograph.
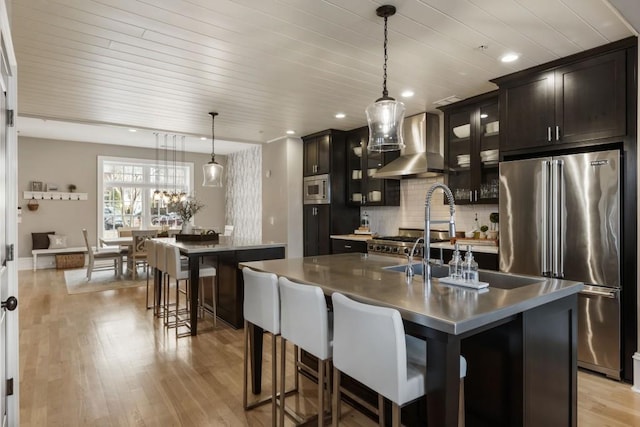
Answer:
[241,253,583,426]
[161,237,286,333]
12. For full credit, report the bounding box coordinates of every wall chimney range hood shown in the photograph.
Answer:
[372,112,444,179]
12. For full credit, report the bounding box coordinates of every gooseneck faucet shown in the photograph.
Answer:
[424,183,456,280]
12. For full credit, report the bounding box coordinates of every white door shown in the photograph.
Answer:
[0,35,17,427]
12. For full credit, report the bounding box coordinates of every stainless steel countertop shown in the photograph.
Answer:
[155,237,286,254]
[240,253,583,335]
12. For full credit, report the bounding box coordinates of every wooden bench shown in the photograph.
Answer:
[32,247,87,271]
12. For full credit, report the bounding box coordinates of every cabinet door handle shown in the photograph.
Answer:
[362,195,366,205]
[470,191,473,202]
[555,126,560,141]
[547,126,552,142]
[474,190,478,201]
[344,245,352,249]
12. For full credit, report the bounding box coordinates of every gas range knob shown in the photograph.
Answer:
[403,248,409,254]
[391,247,398,253]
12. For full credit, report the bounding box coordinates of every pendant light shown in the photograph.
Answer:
[202,111,224,187]
[366,5,405,153]
[152,132,162,201]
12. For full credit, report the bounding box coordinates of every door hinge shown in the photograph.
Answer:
[6,378,12,396]
[6,244,13,262]
[6,109,13,127]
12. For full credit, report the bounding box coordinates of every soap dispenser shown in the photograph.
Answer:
[462,245,479,283]
[448,243,462,279]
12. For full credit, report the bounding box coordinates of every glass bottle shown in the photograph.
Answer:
[360,211,369,231]
[462,245,479,283]
[448,243,462,279]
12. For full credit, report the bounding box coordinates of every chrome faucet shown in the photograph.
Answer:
[424,183,456,280]
[405,237,424,278]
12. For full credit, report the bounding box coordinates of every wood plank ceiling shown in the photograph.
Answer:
[10,0,635,153]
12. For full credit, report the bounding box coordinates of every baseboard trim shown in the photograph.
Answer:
[18,256,56,271]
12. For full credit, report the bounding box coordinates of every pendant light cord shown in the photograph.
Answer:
[382,15,388,98]
[209,112,218,162]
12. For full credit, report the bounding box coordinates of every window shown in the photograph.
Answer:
[98,156,194,238]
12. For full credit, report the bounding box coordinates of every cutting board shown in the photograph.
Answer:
[450,238,498,246]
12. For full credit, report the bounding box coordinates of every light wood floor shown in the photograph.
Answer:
[18,269,640,426]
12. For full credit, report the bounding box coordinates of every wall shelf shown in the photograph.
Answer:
[23,191,88,201]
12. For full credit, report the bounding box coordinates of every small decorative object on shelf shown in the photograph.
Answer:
[27,198,39,211]
[68,184,77,193]
[30,181,43,191]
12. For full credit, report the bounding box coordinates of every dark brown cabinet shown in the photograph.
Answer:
[439,91,500,205]
[302,129,360,257]
[495,49,627,152]
[346,126,400,206]
[303,134,331,176]
[331,238,367,254]
[303,204,331,256]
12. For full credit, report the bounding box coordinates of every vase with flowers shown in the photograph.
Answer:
[170,197,205,234]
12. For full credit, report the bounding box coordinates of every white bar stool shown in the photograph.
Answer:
[165,245,216,335]
[278,277,332,427]
[145,239,156,310]
[331,292,467,427]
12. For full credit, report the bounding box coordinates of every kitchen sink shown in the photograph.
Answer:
[383,263,540,289]
[383,263,449,278]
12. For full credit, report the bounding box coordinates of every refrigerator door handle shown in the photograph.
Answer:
[552,159,564,278]
[581,288,618,299]
[541,160,550,276]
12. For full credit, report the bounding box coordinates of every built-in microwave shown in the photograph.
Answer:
[303,174,330,204]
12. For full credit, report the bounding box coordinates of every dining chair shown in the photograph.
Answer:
[129,230,158,279]
[279,277,331,427]
[331,292,467,427]
[81,229,122,281]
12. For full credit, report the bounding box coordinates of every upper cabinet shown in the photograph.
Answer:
[493,42,631,153]
[346,126,400,206]
[303,133,331,176]
[439,91,500,205]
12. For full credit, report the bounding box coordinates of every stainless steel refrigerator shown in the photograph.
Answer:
[499,149,621,379]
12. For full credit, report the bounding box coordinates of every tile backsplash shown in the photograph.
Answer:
[363,177,498,236]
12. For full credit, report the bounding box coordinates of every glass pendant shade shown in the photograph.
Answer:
[203,111,224,187]
[202,161,223,187]
[366,97,406,152]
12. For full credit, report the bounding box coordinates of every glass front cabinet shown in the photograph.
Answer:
[440,91,499,205]
[346,126,400,207]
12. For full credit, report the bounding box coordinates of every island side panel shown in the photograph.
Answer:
[523,294,578,427]
[215,247,286,329]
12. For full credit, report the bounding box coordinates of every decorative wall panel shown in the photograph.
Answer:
[225,146,262,241]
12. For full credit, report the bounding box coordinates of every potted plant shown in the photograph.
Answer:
[488,212,499,240]
[170,197,205,234]
[480,225,489,239]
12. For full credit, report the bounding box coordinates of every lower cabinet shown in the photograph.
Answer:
[304,205,331,256]
[331,239,367,254]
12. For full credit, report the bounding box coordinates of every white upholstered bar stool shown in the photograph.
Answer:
[331,293,467,427]
[165,245,216,334]
[278,277,332,427]
[242,267,281,424]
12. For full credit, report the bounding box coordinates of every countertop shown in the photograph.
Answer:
[156,236,286,254]
[330,235,499,254]
[240,253,583,335]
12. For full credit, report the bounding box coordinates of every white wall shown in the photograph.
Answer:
[18,136,226,261]
[262,137,303,257]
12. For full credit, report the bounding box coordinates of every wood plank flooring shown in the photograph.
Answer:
[18,269,640,426]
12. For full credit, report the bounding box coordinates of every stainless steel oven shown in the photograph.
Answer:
[303,174,330,204]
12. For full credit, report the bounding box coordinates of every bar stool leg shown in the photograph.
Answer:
[379,395,385,427]
[332,367,340,427]
[391,402,400,427]
[243,320,249,410]
[272,333,278,425]
[280,337,286,427]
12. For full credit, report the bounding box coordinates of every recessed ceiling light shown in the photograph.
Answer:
[200,136,207,140]
[480,113,488,119]
[128,129,137,132]
[401,90,414,98]
[286,130,295,135]
[500,53,519,63]
[335,113,346,119]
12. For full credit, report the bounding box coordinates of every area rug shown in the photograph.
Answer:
[64,268,146,294]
